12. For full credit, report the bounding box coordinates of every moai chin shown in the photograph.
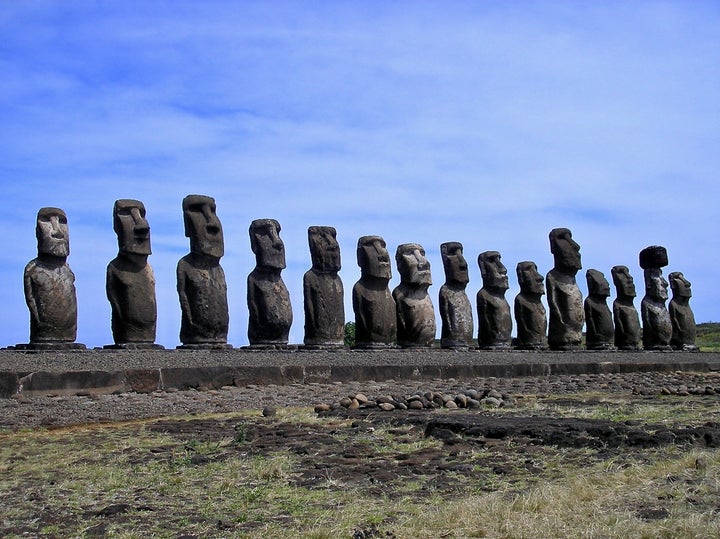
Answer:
[21,207,85,349]
[352,235,396,348]
[438,242,474,349]
[546,228,584,350]
[393,243,436,348]
[476,251,512,350]
[105,199,163,349]
[303,226,344,349]
[639,245,672,351]
[176,195,231,349]
[668,271,698,351]
[611,265,641,350]
[584,269,614,350]
[514,261,547,350]
[247,218,293,348]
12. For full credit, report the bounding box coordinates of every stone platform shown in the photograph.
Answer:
[1,348,718,399]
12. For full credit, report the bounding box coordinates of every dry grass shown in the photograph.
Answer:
[2,398,720,538]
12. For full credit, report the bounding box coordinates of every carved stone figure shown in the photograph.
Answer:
[352,235,396,348]
[476,251,512,349]
[668,271,698,351]
[514,261,547,350]
[393,243,436,348]
[247,219,293,347]
[176,195,230,348]
[303,226,344,349]
[22,207,85,349]
[546,228,584,350]
[639,246,672,351]
[438,242,473,349]
[611,265,641,350]
[105,199,162,349]
[584,269,614,350]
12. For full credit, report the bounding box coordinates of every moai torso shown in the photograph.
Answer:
[546,269,584,350]
[514,293,547,350]
[24,258,78,343]
[613,299,641,350]
[107,259,157,344]
[353,279,396,347]
[177,255,229,344]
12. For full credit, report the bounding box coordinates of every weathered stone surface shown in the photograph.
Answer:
[514,261,547,350]
[20,370,126,396]
[247,219,292,347]
[476,251,511,350]
[584,269,614,350]
[668,271,698,351]
[23,207,85,349]
[438,242,473,349]
[177,195,230,347]
[106,199,161,348]
[641,264,672,351]
[611,265,641,350]
[303,226,344,348]
[393,243,436,348]
[352,236,396,348]
[546,228,584,350]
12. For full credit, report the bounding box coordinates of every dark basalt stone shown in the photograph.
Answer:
[352,235,396,349]
[177,195,230,348]
[247,219,292,347]
[393,243,435,348]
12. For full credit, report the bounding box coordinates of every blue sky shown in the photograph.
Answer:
[1,1,718,348]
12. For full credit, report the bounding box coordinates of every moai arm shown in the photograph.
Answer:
[106,265,122,320]
[439,290,456,334]
[177,262,193,329]
[23,265,39,327]
[303,273,318,333]
[584,301,596,337]
[546,275,563,326]
[613,303,625,336]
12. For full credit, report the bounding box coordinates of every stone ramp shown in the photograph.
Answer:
[1,349,718,398]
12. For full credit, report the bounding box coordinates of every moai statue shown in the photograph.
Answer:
[639,245,672,351]
[438,242,473,349]
[476,251,512,349]
[105,199,162,349]
[611,265,641,350]
[584,269,614,350]
[303,226,344,349]
[247,219,293,348]
[514,261,547,350]
[668,271,698,351]
[22,207,85,349]
[352,235,396,348]
[546,228,584,350]
[393,243,436,348]
[176,195,230,348]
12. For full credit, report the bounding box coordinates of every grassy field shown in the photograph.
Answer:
[2,393,720,538]
[697,322,720,351]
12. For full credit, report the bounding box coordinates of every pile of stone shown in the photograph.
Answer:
[314,387,513,413]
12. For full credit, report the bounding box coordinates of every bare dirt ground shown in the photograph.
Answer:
[3,371,720,538]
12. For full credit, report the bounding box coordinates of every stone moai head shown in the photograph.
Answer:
[669,271,692,299]
[357,235,392,280]
[396,243,432,286]
[586,269,611,298]
[639,245,669,301]
[644,269,669,301]
[440,242,469,286]
[183,195,224,258]
[479,251,509,291]
[516,261,544,295]
[36,207,69,258]
[611,265,636,298]
[250,218,286,270]
[549,228,581,273]
[308,226,340,273]
[114,199,151,256]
